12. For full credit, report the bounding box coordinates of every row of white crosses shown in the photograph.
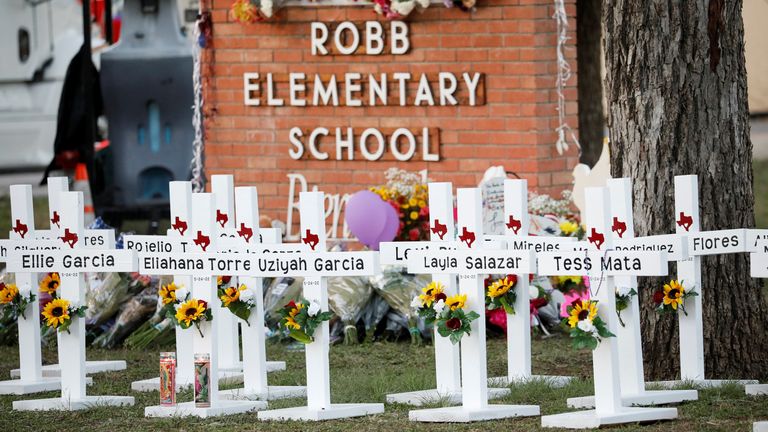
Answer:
[0,178,125,397]
[5,186,136,410]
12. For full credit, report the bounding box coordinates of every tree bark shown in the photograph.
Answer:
[604,1,768,380]
[576,0,605,167]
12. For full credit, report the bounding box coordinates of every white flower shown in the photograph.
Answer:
[175,286,189,302]
[410,296,423,309]
[18,285,31,299]
[616,286,632,297]
[391,0,416,16]
[529,286,540,299]
[260,0,274,18]
[307,301,321,317]
[433,299,446,314]
[239,287,255,305]
[577,319,595,334]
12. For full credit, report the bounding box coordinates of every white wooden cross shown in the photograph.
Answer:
[142,192,267,417]
[0,185,60,394]
[407,187,539,422]
[747,248,768,399]
[217,186,306,401]
[8,191,136,411]
[257,191,384,421]
[650,175,761,387]
[539,186,677,429]
[485,178,576,387]
[565,178,698,409]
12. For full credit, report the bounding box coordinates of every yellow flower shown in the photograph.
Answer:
[663,280,685,310]
[408,198,418,207]
[284,316,301,330]
[487,279,512,299]
[230,0,258,23]
[567,300,598,328]
[289,302,304,318]
[40,273,60,295]
[445,294,467,311]
[0,283,18,304]
[560,221,579,235]
[220,285,242,307]
[410,211,419,220]
[176,299,206,326]
[418,281,444,307]
[556,275,582,287]
[159,282,178,305]
[418,200,427,208]
[42,298,70,328]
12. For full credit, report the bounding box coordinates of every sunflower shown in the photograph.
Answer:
[556,275,582,287]
[220,286,241,307]
[40,272,61,295]
[284,316,301,330]
[487,279,512,299]
[0,283,18,304]
[418,281,444,307]
[158,282,178,305]
[176,299,206,326]
[559,221,579,235]
[567,300,598,328]
[42,298,70,328]
[445,294,467,311]
[662,280,685,310]
[289,302,304,319]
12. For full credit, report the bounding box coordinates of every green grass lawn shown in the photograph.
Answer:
[0,336,765,431]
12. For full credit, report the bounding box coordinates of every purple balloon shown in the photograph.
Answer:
[345,190,387,248]
[370,202,399,250]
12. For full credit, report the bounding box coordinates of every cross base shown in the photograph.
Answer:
[219,385,306,401]
[386,387,509,406]
[144,400,266,418]
[541,407,677,429]
[0,376,93,395]
[130,370,244,392]
[746,384,768,396]
[567,389,698,408]
[13,395,134,411]
[755,421,768,432]
[11,360,127,378]
[219,361,286,373]
[488,374,573,388]
[257,403,384,421]
[649,379,758,389]
[409,404,539,422]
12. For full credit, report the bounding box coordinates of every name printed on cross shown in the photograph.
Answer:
[687,229,746,255]
[484,235,576,253]
[613,234,687,261]
[379,241,458,265]
[537,250,668,276]
[7,250,137,273]
[124,235,192,253]
[408,250,535,274]
[139,251,378,277]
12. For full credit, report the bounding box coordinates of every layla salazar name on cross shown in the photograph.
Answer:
[423,255,524,272]
[142,255,366,275]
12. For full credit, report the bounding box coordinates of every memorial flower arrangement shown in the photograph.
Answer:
[434,293,479,345]
[230,0,279,22]
[173,298,213,337]
[411,280,447,324]
[485,275,517,315]
[159,281,189,320]
[219,283,257,325]
[653,279,697,316]
[279,299,333,344]
[39,272,88,333]
[0,282,35,321]
[614,285,637,327]
[562,300,614,350]
[371,168,430,241]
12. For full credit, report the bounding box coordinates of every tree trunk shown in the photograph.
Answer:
[576,0,605,168]
[604,1,768,380]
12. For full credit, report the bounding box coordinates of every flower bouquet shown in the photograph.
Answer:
[0,282,35,321]
[653,279,697,315]
[615,285,638,327]
[485,275,517,315]
[433,294,480,345]
[371,168,431,241]
[411,281,447,325]
[278,300,333,344]
[172,298,213,337]
[219,282,257,326]
[372,268,430,344]
[39,273,88,334]
[562,300,614,350]
[328,276,373,345]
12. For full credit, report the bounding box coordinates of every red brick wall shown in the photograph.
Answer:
[200,0,579,224]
